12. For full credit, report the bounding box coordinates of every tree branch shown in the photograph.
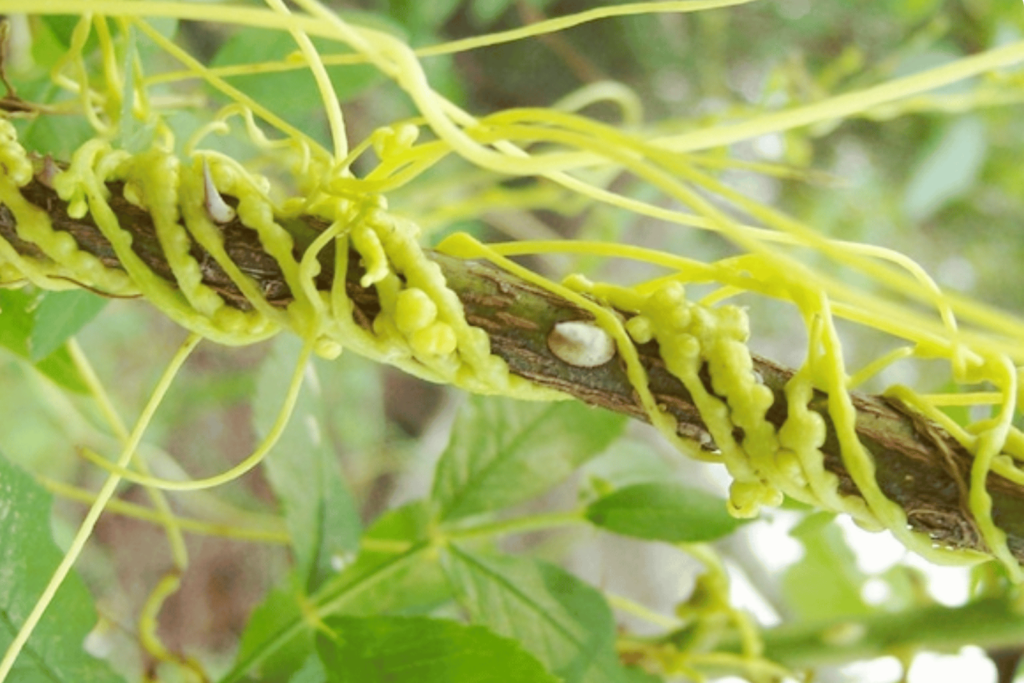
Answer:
[2,165,1021,564]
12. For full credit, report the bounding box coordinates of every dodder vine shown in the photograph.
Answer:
[3,3,1024,681]
[1,146,1021,563]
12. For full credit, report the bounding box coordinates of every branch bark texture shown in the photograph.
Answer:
[2,170,1021,564]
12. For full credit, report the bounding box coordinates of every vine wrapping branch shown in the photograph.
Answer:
[0,165,1017,565]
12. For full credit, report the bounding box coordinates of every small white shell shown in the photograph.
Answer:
[547,320,616,368]
[202,159,236,224]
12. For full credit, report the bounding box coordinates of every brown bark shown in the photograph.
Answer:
[2,166,1021,564]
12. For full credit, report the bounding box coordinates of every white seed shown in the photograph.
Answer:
[547,320,616,368]
[202,158,236,224]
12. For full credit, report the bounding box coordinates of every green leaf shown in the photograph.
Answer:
[432,396,626,521]
[0,289,88,394]
[314,350,386,457]
[289,655,326,683]
[442,546,626,683]
[225,504,438,683]
[581,438,679,491]
[781,513,871,622]
[210,26,383,141]
[233,572,315,683]
[0,288,37,357]
[469,0,516,27]
[15,102,96,160]
[317,615,560,683]
[622,668,664,683]
[40,15,94,50]
[386,0,461,39]
[0,450,126,682]
[254,336,361,591]
[33,347,89,394]
[903,115,987,222]
[29,290,107,361]
[322,502,452,617]
[584,482,747,543]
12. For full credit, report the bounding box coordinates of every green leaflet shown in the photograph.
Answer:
[432,396,625,521]
[0,289,90,393]
[442,546,627,683]
[210,25,383,141]
[30,290,107,362]
[903,114,987,222]
[584,482,747,543]
[0,451,126,682]
[231,571,316,683]
[320,502,452,617]
[289,655,327,683]
[317,615,560,683]
[314,347,387,458]
[581,438,680,492]
[385,0,461,38]
[254,335,361,591]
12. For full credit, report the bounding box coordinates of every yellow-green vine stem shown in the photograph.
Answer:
[2,174,1022,567]
[0,333,201,682]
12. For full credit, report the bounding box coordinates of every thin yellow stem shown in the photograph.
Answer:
[40,477,290,544]
[0,333,201,683]
[606,592,681,630]
[72,339,313,491]
[263,0,348,160]
[68,339,189,569]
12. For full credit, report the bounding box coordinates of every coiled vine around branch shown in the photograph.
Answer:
[2,1,1024,680]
